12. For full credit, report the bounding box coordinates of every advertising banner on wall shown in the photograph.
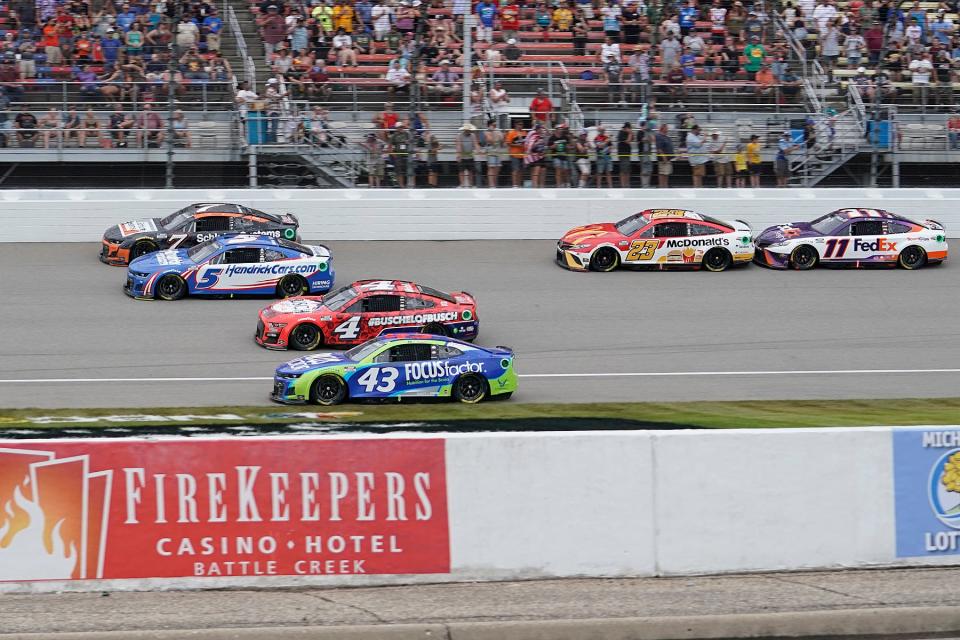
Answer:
[893,427,960,558]
[0,438,450,583]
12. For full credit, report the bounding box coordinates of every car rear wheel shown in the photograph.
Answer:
[790,245,819,270]
[589,247,620,272]
[130,240,157,261]
[290,323,322,350]
[453,374,488,404]
[702,248,732,272]
[155,274,186,300]
[277,275,308,298]
[898,246,926,270]
[422,323,448,337]
[311,375,347,405]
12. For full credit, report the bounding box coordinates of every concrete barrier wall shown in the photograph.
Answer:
[1,188,958,242]
[0,426,957,593]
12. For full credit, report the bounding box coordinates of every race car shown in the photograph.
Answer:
[124,234,333,300]
[100,202,300,266]
[556,208,754,272]
[256,279,479,351]
[754,208,947,270]
[271,334,516,405]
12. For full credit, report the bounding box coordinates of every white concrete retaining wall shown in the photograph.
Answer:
[0,188,958,242]
[1,426,956,593]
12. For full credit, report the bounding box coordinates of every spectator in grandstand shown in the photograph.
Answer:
[265,77,284,142]
[844,27,866,69]
[863,20,884,65]
[489,81,511,129]
[553,3,574,33]
[601,0,622,41]
[388,122,413,187]
[909,51,934,104]
[14,107,37,147]
[709,0,727,44]
[36,107,59,149]
[501,1,521,42]
[653,123,673,187]
[126,23,144,58]
[455,122,478,187]
[665,63,686,107]
[61,108,81,147]
[679,45,697,80]
[755,64,776,99]
[484,120,505,188]
[594,125,614,187]
[870,71,897,101]
[135,103,164,148]
[746,133,761,188]
[373,102,399,138]
[423,132,441,187]
[332,28,358,67]
[572,12,590,56]
[684,29,706,56]
[850,65,871,97]
[934,49,954,105]
[530,88,554,125]
[683,124,706,187]
[599,36,623,64]
[781,66,802,99]
[704,129,730,187]
[235,81,260,120]
[725,1,747,42]
[604,56,627,106]
[720,36,740,80]
[289,17,310,53]
[660,32,682,75]
[202,8,222,52]
[733,142,747,186]
[385,59,412,97]
[503,38,522,65]
[77,109,101,148]
[107,105,132,147]
[533,2,552,38]
[613,122,631,187]
[621,1,642,45]
[775,131,797,187]
[931,11,955,45]
[505,120,526,187]
[629,46,651,103]
[182,47,210,79]
[475,0,496,44]
[947,109,960,149]
[145,21,173,54]
[742,34,765,81]
[743,10,763,43]
[170,110,191,148]
[813,0,838,32]
[525,123,547,187]
[259,6,287,63]
[547,123,572,188]
[175,14,200,53]
[395,1,417,38]
[428,59,460,96]
[17,35,37,80]
[333,0,356,34]
[371,0,393,41]
[362,132,386,187]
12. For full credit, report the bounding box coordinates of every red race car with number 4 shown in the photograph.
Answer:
[557,209,754,272]
[256,280,479,350]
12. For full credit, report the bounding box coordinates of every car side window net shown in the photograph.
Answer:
[851,221,884,236]
[389,344,432,362]
[224,248,261,264]
[654,222,687,238]
[195,216,231,232]
[404,296,435,310]
[363,295,403,313]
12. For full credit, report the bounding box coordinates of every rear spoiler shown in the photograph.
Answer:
[924,218,944,231]
[734,218,752,231]
[494,345,514,355]
[281,212,299,226]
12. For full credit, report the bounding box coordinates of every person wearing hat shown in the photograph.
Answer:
[504,38,522,64]
[705,128,731,188]
[524,123,548,187]
[573,130,592,188]
[742,34,765,81]
[775,131,797,188]
[686,124,709,188]
[845,26,866,69]
[745,133,762,188]
[388,121,413,188]
[456,122,479,187]
[501,1,521,43]
[361,132,386,188]
[264,77,285,143]
[754,63,775,99]
[429,59,460,96]
[257,6,285,63]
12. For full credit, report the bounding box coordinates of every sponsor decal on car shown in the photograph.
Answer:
[404,361,484,382]
[664,237,730,248]
[119,219,158,236]
[368,312,459,327]
[853,238,898,252]
[155,251,183,266]
[224,263,325,276]
[271,299,325,314]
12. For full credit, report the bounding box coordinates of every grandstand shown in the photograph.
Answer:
[0,0,956,187]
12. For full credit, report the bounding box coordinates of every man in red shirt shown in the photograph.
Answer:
[42,20,62,64]
[863,22,883,66]
[500,2,521,42]
[529,88,554,125]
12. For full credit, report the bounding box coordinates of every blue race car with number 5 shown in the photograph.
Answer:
[125,234,333,300]
[271,334,517,405]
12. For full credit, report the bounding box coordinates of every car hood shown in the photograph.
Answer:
[755,222,821,245]
[128,248,191,272]
[276,352,353,376]
[560,223,622,246]
[260,297,328,319]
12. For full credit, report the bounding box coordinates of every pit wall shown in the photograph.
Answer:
[1,426,958,593]
[1,188,958,242]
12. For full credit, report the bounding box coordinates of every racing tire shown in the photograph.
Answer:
[155,274,186,301]
[422,323,448,337]
[289,323,322,351]
[130,240,157,261]
[790,245,819,270]
[898,246,926,270]
[589,247,620,272]
[453,374,488,404]
[702,248,732,272]
[311,375,347,406]
[277,275,309,298]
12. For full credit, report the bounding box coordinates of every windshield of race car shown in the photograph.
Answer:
[187,242,220,262]
[159,206,195,229]
[321,286,358,311]
[346,339,389,362]
[810,213,847,235]
[615,213,651,236]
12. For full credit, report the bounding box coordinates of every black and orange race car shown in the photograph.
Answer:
[99,203,300,266]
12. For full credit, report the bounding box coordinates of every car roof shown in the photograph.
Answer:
[188,202,285,223]
[213,234,286,248]
[372,333,479,348]
[643,208,704,221]
[351,280,453,298]
[828,208,901,221]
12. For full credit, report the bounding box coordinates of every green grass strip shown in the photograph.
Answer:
[0,398,958,430]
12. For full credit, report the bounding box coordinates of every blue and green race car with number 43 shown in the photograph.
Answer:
[271,334,517,405]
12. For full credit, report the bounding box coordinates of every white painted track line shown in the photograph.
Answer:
[2,368,960,384]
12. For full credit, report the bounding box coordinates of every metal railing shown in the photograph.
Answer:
[1,81,236,112]
[226,4,257,87]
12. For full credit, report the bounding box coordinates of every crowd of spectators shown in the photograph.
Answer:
[783,0,960,106]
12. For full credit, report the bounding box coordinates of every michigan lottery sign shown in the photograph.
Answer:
[894,428,960,557]
[0,438,449,583]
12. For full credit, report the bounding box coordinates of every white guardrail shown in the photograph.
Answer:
[0,188,959,242]
[1,426,958,593]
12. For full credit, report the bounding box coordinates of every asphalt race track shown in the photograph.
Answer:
[0,241,958,409]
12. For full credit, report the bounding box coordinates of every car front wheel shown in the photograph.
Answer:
[290,323,322,350]
[790,245,819,270]
[312,375,347,405]
[155,274,186,300]
[590,247,620,272]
